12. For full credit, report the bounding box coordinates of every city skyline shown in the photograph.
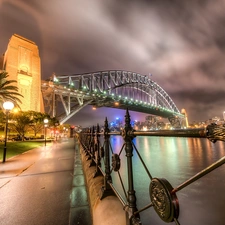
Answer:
[0,0,225,126]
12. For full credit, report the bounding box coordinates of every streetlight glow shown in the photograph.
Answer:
[3,101,14,110]
[44,118,49,124]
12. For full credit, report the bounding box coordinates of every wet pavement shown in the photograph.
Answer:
[0,138,91,225]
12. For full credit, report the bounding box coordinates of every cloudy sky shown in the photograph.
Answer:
[0,0,225,126]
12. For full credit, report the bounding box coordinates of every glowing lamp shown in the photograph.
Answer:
[3,101,14,111]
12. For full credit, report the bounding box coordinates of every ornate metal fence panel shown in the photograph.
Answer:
[78,110,225,225]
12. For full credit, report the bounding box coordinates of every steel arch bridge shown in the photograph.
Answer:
[41,70,184,126]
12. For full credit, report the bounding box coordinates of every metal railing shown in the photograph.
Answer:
[77,109,225,225]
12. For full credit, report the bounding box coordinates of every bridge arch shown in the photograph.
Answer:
[42,70,183,125]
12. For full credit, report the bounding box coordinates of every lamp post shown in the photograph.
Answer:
[44,118,49,146]
[2,101,14,163]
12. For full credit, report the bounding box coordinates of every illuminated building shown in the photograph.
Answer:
[181,108,189,128]
[1,34,44,112]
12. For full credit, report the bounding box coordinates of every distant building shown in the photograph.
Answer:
[1,34,44,112]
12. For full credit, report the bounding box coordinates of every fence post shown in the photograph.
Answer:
[89,126,96,167]
[82,128,90,156]
[93,124,102,177]
[123,109,141,225]
[85,128,92,160]
[100,117,114,199]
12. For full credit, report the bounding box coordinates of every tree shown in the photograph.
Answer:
[0,109,5,132]
[28,111,50,136]
[9,111,52,139]
[9,111,32,140]
[0,109,5,123]
[7,108,62,140]
[0,71,23,108]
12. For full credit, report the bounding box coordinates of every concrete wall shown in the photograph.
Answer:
[79,144,126,225]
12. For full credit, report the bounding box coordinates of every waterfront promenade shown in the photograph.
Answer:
[0,138,91,225]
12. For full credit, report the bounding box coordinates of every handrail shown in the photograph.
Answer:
[81,128,206,138]
[77,110,225,225]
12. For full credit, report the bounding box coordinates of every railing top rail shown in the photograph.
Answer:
[79,124,225,142]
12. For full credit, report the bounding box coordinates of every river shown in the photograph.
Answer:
[108,135,225,225]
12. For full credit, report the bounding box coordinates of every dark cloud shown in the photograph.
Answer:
[0,0,225,125]
[0,1,42,54]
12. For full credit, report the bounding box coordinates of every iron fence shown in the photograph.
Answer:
[77,109,225,225]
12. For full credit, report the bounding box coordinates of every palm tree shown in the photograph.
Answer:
[0,71,23,109]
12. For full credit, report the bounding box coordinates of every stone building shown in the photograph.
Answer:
[1,34,44,112]
[181,108,189,128]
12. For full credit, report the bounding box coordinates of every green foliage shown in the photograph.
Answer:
[0,141,50,160]
[8,110,61,139]
[0,71,23,108]
[0,110,5,124]
[9,111,32,140]
[48,116,59,127]
[28,111,50,136]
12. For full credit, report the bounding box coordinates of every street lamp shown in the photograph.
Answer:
[44,118,49,146]
[2,101,14,163]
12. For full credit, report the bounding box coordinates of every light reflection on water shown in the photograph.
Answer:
[109,136,225,225]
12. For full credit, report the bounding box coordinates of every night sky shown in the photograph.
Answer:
[0,0,225,127]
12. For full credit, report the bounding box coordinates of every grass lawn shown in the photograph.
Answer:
[0,141,51,161]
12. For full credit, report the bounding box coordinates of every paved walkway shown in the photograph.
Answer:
[0,138,91,225]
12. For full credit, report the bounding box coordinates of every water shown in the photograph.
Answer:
[108,136,225,225]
